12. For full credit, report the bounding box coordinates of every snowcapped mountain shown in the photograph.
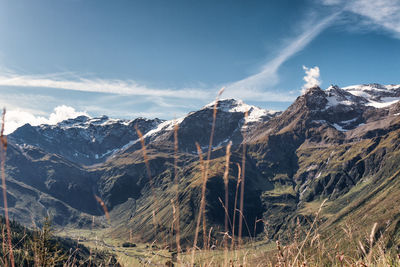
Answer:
[9,115,163,165]
[295,84,400,132]
[342,83,400,108]
[9,99,278,163]
[325,83,400,108]
[119,99,280,154]
[301,83,400,110]
[9,84,400,163]
[203,98,278,124]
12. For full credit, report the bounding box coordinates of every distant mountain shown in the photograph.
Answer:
[9,115,162,165]
[4,83,400,248]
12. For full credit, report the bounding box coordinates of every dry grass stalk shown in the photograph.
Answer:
[223,141,232,266]
[276,240,285,267]
[207,226,213,249]
[367,222,378,265]
[135,125,160,242]
[253,218,263,242]
[291,199,327,266]
[359,240,367,257]
[1,226,6,267]
[173,121,182,258]
[191,142,206,267]
[94,195,110,223]
[0,109,15,267]
[201,87,225,251]
[170,199,176,250]
[231,162,241,250]
[238,110,248,249]
[236,208,253,243]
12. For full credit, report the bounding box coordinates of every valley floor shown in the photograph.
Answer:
[56,227,278,266]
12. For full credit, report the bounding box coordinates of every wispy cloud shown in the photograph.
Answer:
[225,12,339,97]
[0,71,211,99]
[320,0,400,38]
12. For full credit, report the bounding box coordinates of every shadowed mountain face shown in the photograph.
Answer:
[4,84,400,246]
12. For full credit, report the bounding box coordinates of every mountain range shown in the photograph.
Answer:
[3,83,400,247]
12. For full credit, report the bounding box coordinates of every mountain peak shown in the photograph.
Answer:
[203,98,245,111]
[203,98,278,123]
[300,85,323,96]
[326,84,340,91]
[297,86,327,110]
[58,115,91,126]
[364,83,385,89]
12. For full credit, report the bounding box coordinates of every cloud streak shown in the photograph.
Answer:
[225,12,339,95]
[0,72,211,99]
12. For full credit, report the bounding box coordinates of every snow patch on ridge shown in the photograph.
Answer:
[57,115,134,130]
[332,123,347,132]
[204,99,277,123]
[367,97,400,108]
[144,117,184,138]
[325,84,400,109]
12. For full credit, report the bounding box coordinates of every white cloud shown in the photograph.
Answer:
[301,66,321,94]
[320,0,400,38]
[225,12,339,97]
[2,105,88,134]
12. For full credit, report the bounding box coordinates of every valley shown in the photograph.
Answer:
[2,83,400,265]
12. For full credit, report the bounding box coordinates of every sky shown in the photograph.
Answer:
[0,0,399,133]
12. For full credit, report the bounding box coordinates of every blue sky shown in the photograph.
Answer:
[0,0,399,133]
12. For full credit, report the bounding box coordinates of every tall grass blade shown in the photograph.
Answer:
[238,110,248,249]
[135,125,161,243]
[291,199,327,267]
[202,87,224,250]
[223,141,232,266]
[94,195,110,223]
[173,121,182,259]
[191,143,206,267]
[0,109,15,267]
[231,163,241,250]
